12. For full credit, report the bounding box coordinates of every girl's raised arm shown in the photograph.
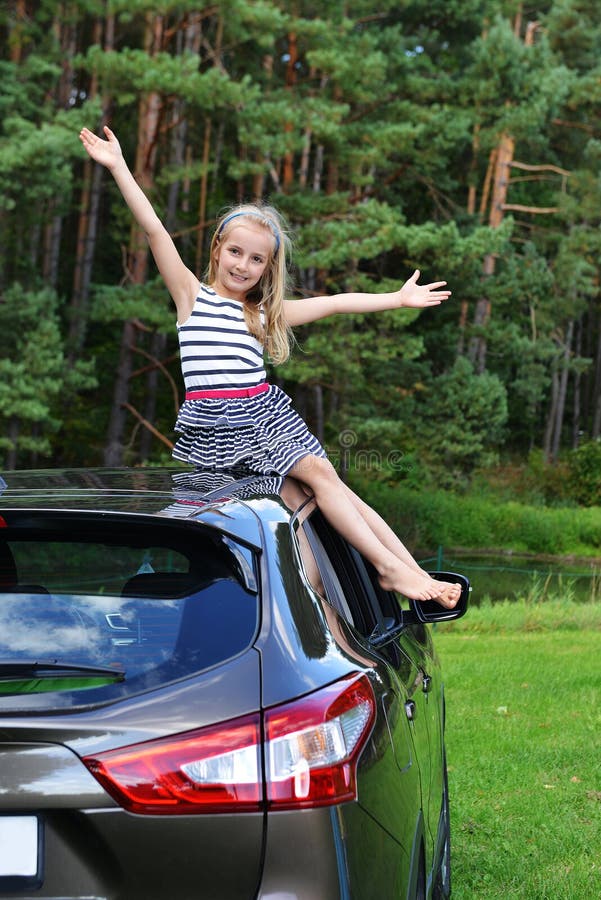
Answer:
[284,270,451,327]
[79,126,199,322]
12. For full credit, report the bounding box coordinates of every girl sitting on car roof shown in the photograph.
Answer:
[79,125,460,608]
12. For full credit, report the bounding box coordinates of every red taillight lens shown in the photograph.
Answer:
[82,673,375,815]
[83,714,262,815]
[265,673,375,810]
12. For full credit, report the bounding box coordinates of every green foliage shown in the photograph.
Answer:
[348,474,601,556]
[0,284,96,464]
[567,439,601,507]
[0,57,62,120]
[91,279,174,330]
[1,0,601,479]
[415,357,508,487]
[512,449,572,505]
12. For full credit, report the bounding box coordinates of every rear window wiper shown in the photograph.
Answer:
[0,660,125,695]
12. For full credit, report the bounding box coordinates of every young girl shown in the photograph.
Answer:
[79,125,460,607]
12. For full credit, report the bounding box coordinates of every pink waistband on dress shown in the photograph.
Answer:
[185,382,270,400]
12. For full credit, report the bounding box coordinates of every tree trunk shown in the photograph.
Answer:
[139,331,168,459]
[9,0,26,63]
[42,9,77,288]
[468,134,514,372]
[543,362,559,461]
[6,418,19,470]
[467,15,539,372]
[104,13,164,465]
[28,223,41,271]
[42,209,62,288]
[572,317,582,449]
[69,15,112,360]
[592,312,601,438]
[313,383,324,445]
[210,119,225,198]
[466,122,480,215]
[550,319,573,462]
[104,320,138,466]
[139,106,185,461]
[299,127,312,189]
[69,153,105,358]
[282,31,298,191]
[195,118,212,274]
[456,299,469,356]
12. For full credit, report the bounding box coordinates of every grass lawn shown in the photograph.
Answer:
[436,618,601,899]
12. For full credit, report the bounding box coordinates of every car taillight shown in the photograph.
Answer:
[83,714,262,815]
[82,673,375,815]
[265,673,375,810]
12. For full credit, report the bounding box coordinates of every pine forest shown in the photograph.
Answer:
[1,0,601,503]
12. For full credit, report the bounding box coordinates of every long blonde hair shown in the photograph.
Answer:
[206,203,292,364]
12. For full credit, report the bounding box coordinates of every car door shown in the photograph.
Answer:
[346,547,446,868]
[396,624,445,859]
[349,549,443,861]
[298,509,428,859]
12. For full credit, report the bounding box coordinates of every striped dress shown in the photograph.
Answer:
[172,284,326,475]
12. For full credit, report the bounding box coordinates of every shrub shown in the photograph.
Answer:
[415,357,508,489]
[567,439,601,507]
[348,474,601,555]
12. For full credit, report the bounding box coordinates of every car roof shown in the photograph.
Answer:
[0,468,306,549]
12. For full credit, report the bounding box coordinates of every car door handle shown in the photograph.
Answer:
[422,673,432,694]
[405,700,416,721]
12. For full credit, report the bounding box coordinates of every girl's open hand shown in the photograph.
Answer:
[399,269,451,307]
[79,126,123,170]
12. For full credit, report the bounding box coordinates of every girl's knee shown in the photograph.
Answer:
[291,454,338,487]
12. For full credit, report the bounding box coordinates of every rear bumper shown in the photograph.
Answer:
[258,804,408,900]
[0,803,409,899]
[258,808,343,899]
[36,808,265,899]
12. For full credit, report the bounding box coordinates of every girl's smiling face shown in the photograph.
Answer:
[212,223,274,301]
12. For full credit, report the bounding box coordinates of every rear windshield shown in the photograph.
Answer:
[0,517,259,708]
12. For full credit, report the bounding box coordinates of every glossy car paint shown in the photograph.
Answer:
[0,469,466,899]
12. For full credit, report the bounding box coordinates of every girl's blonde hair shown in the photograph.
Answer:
[206,203,292,364]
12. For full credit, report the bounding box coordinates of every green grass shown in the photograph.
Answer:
[436,617,601,899]
[440,594,601,634]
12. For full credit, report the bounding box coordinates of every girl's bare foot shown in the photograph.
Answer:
[378,561,444,601]
[378,562,462,608]
[432,581,462,609]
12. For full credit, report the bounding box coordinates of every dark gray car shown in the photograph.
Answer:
[0,468,468,899]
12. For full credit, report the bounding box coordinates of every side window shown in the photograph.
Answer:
[292,515,326,601]
[296,520,355,626]
[298,509,395,640]
[352,553,407,628]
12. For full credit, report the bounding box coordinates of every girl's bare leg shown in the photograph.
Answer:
[287,456,459,606]
[340,482,462,606]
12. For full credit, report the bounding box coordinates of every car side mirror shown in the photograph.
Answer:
[407,571,470,624]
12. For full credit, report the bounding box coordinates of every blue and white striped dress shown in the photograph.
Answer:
[172,284,327,475]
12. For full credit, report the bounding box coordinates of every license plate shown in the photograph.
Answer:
[0,816,40,880]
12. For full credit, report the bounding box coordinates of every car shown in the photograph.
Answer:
[0,467,468,900]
